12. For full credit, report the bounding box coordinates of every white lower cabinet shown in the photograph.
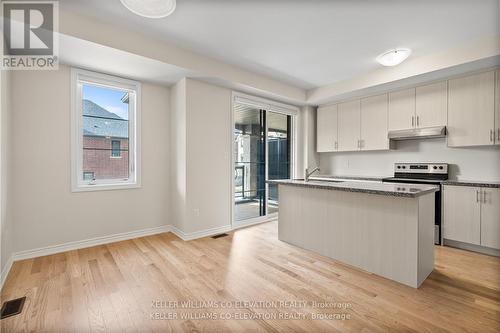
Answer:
[444,185,500,250]
[443,186,481,245]
[481,188,500,249]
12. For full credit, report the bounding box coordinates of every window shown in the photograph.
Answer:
[71,68,141,191]
[111,140,121,157]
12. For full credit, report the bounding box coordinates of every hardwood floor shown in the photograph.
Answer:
[1,221,499,332]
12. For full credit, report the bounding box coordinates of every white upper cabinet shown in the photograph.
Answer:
[448,71,495,147]
[337,100,361,152]
[360,94,389,150]
[317,104,338,152]
[415,81,447,128]
[495,69,500,146]
[388,88,416,131]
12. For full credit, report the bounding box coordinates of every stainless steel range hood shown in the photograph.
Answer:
[388,126,447,141]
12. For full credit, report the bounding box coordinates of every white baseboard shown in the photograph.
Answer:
[170,224,232,241]
[0,255,14,290]
[12,225,171,262]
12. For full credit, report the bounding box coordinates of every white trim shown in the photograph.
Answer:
[0,255,13,290]
[233,91,299,116]
[70,67,142,192]
[12,225,170,261]
[170,224,232,241]
[233,215,277,230]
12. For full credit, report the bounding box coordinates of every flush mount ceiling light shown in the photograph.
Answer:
[376,48,412,66]
[120,0,176,18]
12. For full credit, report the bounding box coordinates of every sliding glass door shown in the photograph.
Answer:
[233,103,292,223]
[267,112,291,215]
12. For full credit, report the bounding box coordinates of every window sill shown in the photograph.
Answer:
[72,182,141,193]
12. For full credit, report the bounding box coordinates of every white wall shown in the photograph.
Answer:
[170,79,187,232]
[186,79,232,233]
[320,139,500,181]
[1,70,14,282]
[10,65,171,253]
[170,78,232,236]
[295,105,319,179]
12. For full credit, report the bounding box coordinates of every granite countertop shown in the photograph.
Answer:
[309,174,387,182]
[268,179,439,198]
[442,180,500,188]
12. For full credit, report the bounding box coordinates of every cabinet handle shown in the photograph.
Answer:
[411,116,415,128]
[490,129,494,142]
[335,141,338,150]
[416,116,420,127]
[482,190,487,204]
[476,190,479,203]
[497,128,500,142]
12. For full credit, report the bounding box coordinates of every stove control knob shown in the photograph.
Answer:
[433,166,437,170]
[439,166,444,170]
[402,166,406,169]
[397,166,401,169]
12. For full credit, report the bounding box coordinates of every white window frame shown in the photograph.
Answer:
[71,68,141,192]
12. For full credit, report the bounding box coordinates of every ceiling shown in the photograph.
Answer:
[59,0,500,90]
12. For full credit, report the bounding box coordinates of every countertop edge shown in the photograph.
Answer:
[268,180,438,198]
[442,181,500,188]
[309,175,387,182]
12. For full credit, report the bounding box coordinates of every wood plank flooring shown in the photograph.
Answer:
[1,221,499,332]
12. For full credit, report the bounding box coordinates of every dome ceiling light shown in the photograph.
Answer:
[376,48,412,66]
[120,0,176,19]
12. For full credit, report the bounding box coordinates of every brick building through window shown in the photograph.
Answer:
[82,99,129,180]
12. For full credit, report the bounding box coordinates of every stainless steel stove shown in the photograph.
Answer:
[383,163,449,244]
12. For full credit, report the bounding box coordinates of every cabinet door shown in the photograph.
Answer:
[495,70,500,145]
[448,71,495,147]
[317,105,338,152]
[337,100,360,151]
[416,81,447,128]
[443,186,481,245]
[481,188,500,249]
[388,88,416,131]
[360,94,389,150]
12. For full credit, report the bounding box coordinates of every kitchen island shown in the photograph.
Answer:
[270,179,439,288]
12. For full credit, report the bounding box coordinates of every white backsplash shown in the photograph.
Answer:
[319,138,500,181]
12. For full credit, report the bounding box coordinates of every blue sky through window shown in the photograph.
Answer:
[83,84,129,120]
